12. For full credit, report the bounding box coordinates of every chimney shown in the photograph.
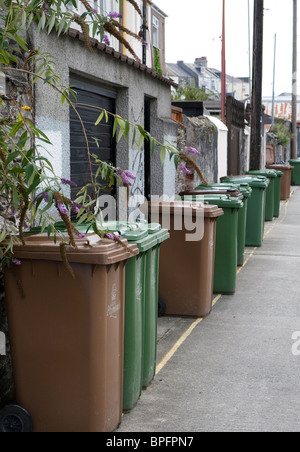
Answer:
[194,57,208,68]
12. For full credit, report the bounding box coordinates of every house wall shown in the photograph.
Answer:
[32,25,177,206]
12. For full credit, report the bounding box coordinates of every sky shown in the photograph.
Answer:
[158,0,298,97]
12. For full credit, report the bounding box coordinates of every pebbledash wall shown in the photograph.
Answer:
[32,25,178,208]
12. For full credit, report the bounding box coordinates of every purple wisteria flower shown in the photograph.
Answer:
[61,178,78,188]
[41,192,49,202]
[179,162,192,175]
[34,191,49,204]
[142,41,149,47]
[123,170,136,180]
[184,146,201,156]
[116,168,136,187]
[77,233,86,239]
[57,201,68,215]
[12,258,21,266]
[103,34,111,46]
[108,12,123,18]
[106,233,115,241]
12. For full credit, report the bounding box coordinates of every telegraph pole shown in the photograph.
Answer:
[291,0,298,159]
[221,0,226,124]
[250,0,264,170]
[271,34,277,127]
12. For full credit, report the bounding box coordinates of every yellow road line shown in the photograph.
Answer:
[156,317,203,375]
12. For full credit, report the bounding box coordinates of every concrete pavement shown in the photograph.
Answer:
[117,187,300,433]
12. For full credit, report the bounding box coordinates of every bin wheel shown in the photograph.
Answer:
[158,297,166,317]
[0,405,33,432]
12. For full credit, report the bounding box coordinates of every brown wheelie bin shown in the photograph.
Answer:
[140,201,224,317]
[3,233,138,432]
[266,164,294,200]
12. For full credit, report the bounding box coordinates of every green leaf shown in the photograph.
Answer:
[125,120,130,139]
[132,127,136,147]
[137,124,147,139]
[138,133,144,151]
[113,117,118,137]
[174,155,179,170]
[4,151,19,168]
[0,228,7,243]
[12,185,19,211]
[150,136,157,155]
[11,121,24,136]
[95,111,104,126]
[38,12,47,32]
[117,126,125,143]
[57,17,67,37]
[160,147,166,166]
[47,13,56,34]
[26,177,42,197]
[25,163,35,183]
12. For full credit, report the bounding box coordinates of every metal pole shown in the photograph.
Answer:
[221,0,226,124]
[292,0,298,159]
[250,0,264,170]
[248,0,252,98]
[271,34,277,127]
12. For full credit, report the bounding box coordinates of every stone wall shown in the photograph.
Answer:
[176,115,218,193]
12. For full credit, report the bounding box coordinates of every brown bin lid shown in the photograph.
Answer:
[11,233,139,265]
[139,201,224,219]
[266,164,294,170]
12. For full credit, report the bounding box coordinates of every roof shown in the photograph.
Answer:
[68,28,177,87]
[166,63,195,79]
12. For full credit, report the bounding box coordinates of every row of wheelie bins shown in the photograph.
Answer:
[1,166,293,432]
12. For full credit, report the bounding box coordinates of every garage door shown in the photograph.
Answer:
[69,75,116,200]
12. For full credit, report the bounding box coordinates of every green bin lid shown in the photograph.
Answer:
[101,221,158,253]
[246,169,278,178]
[147,223,162,234]
[221,175,269,189]
[289,159,300,164]
[182,194,243,209]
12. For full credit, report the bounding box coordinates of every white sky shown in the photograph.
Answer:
[158,0,298,97]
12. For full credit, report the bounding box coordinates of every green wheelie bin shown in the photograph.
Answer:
[289,159,300,185]
[193,183,252,266]
[181,194,243,294]
[221,176,269,247]
[246,169,279,221]
[99,221,169,408]
[264,168,284,217]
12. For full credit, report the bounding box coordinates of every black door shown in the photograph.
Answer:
[69,75,116,200]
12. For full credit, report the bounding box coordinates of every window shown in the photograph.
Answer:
[153,16,159,48]
[211,79,216,90]
[0,72,5,95]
